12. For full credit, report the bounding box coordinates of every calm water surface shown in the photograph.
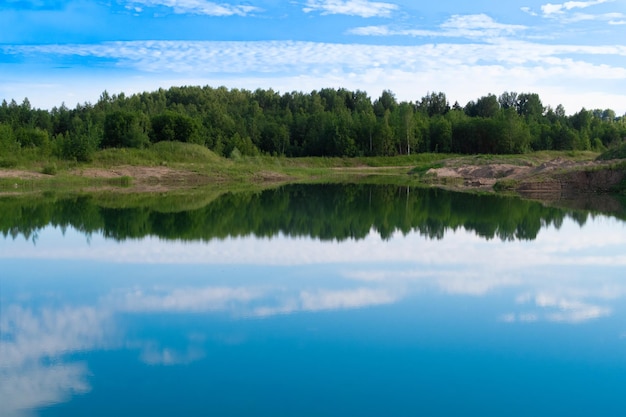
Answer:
[1,185,626,416]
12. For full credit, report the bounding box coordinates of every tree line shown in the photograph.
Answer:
[1,86,625,162]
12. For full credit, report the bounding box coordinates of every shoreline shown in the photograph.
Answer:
[1,152,625,198]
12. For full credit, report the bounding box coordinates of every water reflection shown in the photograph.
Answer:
[0,304,110,417]
[3,184,622,243]
[2,185,626,416]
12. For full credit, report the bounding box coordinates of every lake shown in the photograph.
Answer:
[2,184,626,416]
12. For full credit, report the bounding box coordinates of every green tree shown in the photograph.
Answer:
[392,102,416,155]
[0,123,19,165]
[466,94,500,118]
[429,116,452,153]
[516,93,544,120]
[497,108,530,153]
[498,91,518,109]
[102,111,149,148]
[419,92,449,117]
[150,111,201,144]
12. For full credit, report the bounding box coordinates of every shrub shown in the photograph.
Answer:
[41,163,58,175]
[597,141,626,161]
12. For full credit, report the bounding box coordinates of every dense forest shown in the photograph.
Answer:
[1,85,625,163]
[0,184,599,243]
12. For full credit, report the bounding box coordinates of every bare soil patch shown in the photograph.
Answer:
[426,157,623,193]
[74,165,217,192]
[0,169,49,179]
[252,170,293,183]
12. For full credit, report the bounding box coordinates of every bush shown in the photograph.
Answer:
[597,141,626,161]
[229,147,242,160]
[53,132,96,162]
[41,163,58,175]
[0,157,18,168]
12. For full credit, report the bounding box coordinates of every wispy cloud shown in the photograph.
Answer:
[2,38,626,121]
[6,40,626,85]
[0,305,111,417]
[1,40,616,72]
[523,0,624,23]
[349,14,527,41]
[540,0,610,16]
[115,286,264,312]
[550,11,625,24]
[140,343,205,365]
[299,288,397,311]
[520,6,538,16]
[442,14,527,36]
[303,0,398,18]
[0,363,90,417]
[121,0,261,16]
[502,291,613,323]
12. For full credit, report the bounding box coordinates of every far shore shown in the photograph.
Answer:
[1,149,625,200]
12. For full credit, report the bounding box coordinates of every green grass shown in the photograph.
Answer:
[93,141,223,167]
[597,142,626,161]
[0,142,615,195]
[493,179,520,192]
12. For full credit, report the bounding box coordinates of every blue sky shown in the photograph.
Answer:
[1,0,625,113]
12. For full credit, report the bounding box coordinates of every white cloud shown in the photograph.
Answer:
[139,343,205,365]
[303,0,398,18]
[0,363,90,417]
[555,11,625,23]
[0,305,112,368]
[299,288,397,311]
[349,25,392,36]
[0,305,112,417]
[541,0,610,16]
[122,0,260,16]
[441,14,527,36]
[3,38,626,113]
[115,286,265,312]
[508,292,613,323]
[525,0,624,23]
[107,284,400,317]
[349,14,527,40]
[7,40,626,77]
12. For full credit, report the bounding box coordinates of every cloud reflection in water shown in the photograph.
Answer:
[1,215,626,415]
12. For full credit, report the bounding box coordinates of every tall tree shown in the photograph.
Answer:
[102,111,149,148]
[419,92,449,117]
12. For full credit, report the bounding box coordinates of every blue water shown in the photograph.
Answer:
[2,217,626,416]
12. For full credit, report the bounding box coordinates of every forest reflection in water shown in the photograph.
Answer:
[2,184,626,417]
[2,183,623,243]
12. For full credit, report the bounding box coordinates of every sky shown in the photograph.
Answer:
[0,0,625,114]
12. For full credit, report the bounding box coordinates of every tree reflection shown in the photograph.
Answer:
[0,184,614,243]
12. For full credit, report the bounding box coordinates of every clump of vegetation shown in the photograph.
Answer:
[106,175,133,187]
[597,141,626,161]
[41,163,58,175]
[229,147,243,160]
[0,157,18,168]
[152,141,221,163]
[494,179,519,191]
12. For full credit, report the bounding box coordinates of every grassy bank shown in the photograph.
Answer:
[1,141,624,195]
[0,142,452,192]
